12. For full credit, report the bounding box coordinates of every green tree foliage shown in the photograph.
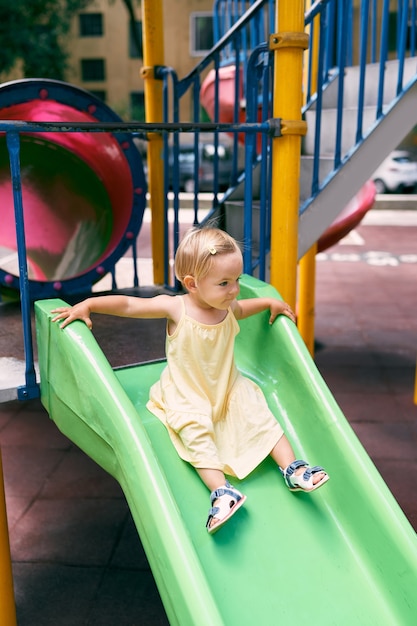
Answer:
[0,0,91,79]
[0,0,142,81]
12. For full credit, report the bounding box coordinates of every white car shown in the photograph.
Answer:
[372,150,417,194]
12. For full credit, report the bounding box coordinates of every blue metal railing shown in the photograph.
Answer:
[6,131,38,400]
[159,0,417,278]
[156,0,274,281]
[0,117,272,401]
[302,0,417,212]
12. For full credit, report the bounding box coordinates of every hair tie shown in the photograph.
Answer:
[208,246,217,255]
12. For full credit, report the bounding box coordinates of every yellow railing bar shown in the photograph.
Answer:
[269,1,307,308]
[297,243,317,355]
[142,0,165,285]
[298,2,320,355]
[0,450,17,626]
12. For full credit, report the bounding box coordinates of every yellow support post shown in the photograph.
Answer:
[269,1,308,309]
[141,0,165,285]
[298,3,320,356]
[0,450,17,626]
[297,242,317,355]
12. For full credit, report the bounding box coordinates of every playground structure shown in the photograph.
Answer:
[0,78,147,300]
[2,0,417,624]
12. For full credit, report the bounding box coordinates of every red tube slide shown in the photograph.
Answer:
[0,79,146,299]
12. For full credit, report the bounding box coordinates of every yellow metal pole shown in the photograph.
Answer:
[297,242,317,354]
[141,0,165,285]
[269,0,307,309]
[0,450,17,626]
[298,4,320,356]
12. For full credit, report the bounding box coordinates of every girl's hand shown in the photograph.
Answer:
[233,296,296,324]
[269,300,296,325]
[51,303,93,330]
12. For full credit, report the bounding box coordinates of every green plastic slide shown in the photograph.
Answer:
[35,275,417,626]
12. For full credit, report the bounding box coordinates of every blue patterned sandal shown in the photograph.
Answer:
[281,459,329,492]
[206,481,247,534]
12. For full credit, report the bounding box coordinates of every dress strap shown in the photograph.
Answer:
[166,295,186,338]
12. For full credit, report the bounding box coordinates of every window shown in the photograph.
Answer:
[129,20,143,59]
[79,13,103,37]
[88,90,106,103]
[81,59,105,82]
[190,12,214,56]
[130,92,145,121]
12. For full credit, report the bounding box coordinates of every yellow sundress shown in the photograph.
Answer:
[147,296,284,479]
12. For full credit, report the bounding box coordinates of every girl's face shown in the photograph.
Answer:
[194,251,243,310]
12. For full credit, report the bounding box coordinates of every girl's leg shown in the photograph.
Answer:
[270,434,326,486]
[196,468,246,532]
[197,468,227,492]
[269,434,296,469]
[175,417,246,531]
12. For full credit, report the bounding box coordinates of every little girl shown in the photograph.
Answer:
[52,226,329,534]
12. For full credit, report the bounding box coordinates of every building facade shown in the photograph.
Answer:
[67,0,215,120]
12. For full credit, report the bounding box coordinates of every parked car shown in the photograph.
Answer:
[371,150,417,194]
[169,136,235,192]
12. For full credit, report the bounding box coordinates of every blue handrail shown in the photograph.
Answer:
[302,0,417,213]
[161,0,417,267]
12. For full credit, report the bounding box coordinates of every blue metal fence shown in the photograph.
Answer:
[303,0,417,209]
[159,0,417,275]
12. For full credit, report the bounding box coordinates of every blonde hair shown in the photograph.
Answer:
[175,227,241,285]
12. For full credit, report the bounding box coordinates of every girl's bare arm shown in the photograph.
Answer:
[51,294,180,329]
[232,297,295,325]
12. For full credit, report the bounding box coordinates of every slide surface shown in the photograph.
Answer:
[35,276,417,626]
